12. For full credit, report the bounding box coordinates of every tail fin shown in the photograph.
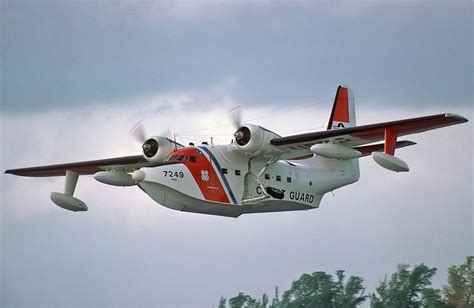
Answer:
[327,85,356,130]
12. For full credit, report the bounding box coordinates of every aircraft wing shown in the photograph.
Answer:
[271,113,468,159]
[4,155,171,177]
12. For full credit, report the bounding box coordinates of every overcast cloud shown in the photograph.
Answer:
[1,1,472,307]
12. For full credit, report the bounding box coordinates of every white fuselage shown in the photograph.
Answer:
[135,144,360,217]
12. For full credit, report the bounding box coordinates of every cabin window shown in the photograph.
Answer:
[276,175,281,181]
[264,173,270,180]
[235,170,241,176]
[189,156,196,163]
[175,155,184,161]
[222,168,228,174]
[309,181,312,186]
[287,177,292,183]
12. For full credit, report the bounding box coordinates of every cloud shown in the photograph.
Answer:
[2,1,471,112]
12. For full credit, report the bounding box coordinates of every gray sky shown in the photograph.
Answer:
[1,1,472,307]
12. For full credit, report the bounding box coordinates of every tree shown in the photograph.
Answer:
[261,293,269,308]
[421,288,446,308]
[281,270,366,308]
[370,263,439,308]
[334,270,368,308]
[218,296,227,308]
[443,256,473,308]
[269,286,280,308]
[228,292,260,308]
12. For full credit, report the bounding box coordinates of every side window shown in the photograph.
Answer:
[264,174,270,180]
[276,175,281,182]
[189,156,196,163]
[222,168,228,174]
[235,170,241,176]
[287,177,292,183]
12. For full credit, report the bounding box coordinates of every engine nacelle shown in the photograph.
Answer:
[141,136,180,163]
[233,124,281,156]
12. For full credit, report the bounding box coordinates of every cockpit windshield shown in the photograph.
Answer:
[166,154,196,162]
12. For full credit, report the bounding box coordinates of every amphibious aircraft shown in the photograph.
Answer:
[5,85,468,217]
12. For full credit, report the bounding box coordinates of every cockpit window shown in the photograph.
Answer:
[166,152,197,162]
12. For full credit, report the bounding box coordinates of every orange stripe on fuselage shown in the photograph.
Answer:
[333,87,349,123]
[173,147,230,204]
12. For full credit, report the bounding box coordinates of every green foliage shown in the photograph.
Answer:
[421,288,446,308]
[335,270,368,308]
[225,292,268,308]
[218,257,474,308]
[443,256,473,308]
[219,296,227,308]
[269,287,280,308]
[281,271,335,307]
[281,270,367,308]
[261,293,269,308]
[370,263,438,308]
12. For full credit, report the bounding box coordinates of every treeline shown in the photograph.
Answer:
[217,257,472,308]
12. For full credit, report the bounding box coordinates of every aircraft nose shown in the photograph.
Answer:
[132,170,146,182]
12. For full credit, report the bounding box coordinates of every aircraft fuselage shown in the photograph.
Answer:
[135,144,360,217]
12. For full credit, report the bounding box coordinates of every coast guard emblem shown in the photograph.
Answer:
[201,170,209,182]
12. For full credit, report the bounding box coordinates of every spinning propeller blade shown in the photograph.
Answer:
[229,106,242,129]
[129,121,147,143]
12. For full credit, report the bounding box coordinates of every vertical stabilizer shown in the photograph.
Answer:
[327,85,356,130]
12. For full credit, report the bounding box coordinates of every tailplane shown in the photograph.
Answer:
[327,85,356,130]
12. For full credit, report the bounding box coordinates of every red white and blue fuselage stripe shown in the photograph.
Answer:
[197,146,238,205]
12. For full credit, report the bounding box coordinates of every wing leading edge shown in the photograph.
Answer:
[271,113,468,158]
[4,155,174,177]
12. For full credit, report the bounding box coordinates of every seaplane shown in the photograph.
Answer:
[5,85,468,217]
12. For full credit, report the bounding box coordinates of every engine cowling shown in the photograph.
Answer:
[233,124,281,156]
[142,136,179,162]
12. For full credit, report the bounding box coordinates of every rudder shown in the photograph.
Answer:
[327,85,356,130]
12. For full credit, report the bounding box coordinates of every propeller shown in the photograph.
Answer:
[229,106,251,145]
[129,121,176,155]
[129,121,161,158]
[129,121,147,143]
[229,105,242,129]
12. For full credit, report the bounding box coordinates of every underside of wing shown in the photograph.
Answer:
[272,113,468,159]
[5,155,161,177]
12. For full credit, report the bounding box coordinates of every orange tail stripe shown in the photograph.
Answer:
[333,87,349,122]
